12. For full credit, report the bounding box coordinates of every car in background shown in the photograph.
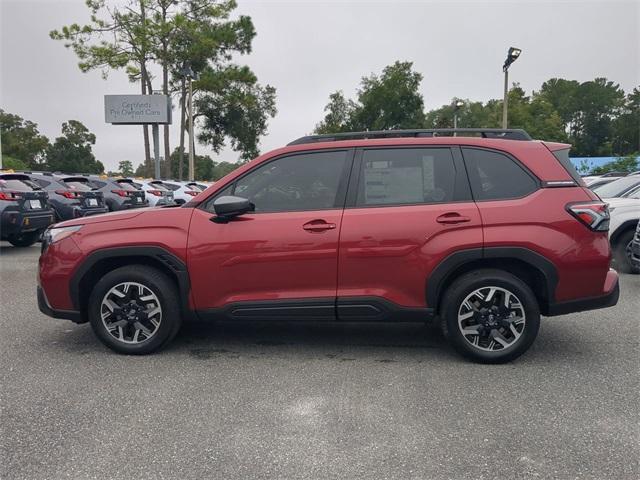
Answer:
[184,181,209,192]
[26,172,108,221]
[156,180,200,204]
[593,176,640,199]
[130,179,176,207]
[607,186,640,273]
[0,172,55,247]
[582,171,628,186]
[87,176,149,211]
[629,221,640,272]
[586,177,618,190]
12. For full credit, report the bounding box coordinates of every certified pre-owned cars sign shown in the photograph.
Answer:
[105,95,172,124]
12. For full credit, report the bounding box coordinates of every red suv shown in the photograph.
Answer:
[37,129,619,363]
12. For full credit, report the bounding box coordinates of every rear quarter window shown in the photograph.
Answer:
[462,148,538,201]
[551,148,583,184]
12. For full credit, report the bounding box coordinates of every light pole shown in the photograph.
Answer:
[453,100,464,130]
[181,63,197,181]
[502,47,522,129]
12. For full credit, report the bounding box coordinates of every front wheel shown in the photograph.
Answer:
[7,231,40,247]
[441,269,540,363]
[88,265,182,354]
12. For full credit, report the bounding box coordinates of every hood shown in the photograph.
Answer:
[56,209,147,227]
[606,197,640,209]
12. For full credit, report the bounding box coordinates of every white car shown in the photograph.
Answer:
[130,179,176,207]
[607,187,640,273]
[157,180,200,205]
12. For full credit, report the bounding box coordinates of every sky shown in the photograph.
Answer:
[1,0,639,172]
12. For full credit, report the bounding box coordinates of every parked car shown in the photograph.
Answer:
[582,171,628,185]
[0,172,55,247]
[26,172,108,221]
[157,180,200,204]
[592,176,640,199]
[38,128,619,363]
[183,181,209,191]
[629,221,640,272]
[130,179,176,207]
[87,176,149,211]
[586,177,618,190]
[607,187,640,274]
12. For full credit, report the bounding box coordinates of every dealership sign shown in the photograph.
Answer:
[104,95,172,124]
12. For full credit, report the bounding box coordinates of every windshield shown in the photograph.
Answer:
[63,178,93,191]
[159,182,180,191]
[148,182,170,191]
[593,177,640,198]
[624,185,640,199]
[115,180,140,191]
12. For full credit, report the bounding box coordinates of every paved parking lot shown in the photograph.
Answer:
[0,243,638,480]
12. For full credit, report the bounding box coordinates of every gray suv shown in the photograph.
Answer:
[0,173,54,247]
[27,172,108,221]
[87,176,148,211]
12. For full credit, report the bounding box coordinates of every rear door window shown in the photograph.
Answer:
[355,148,458,206]
[462,148,538,201]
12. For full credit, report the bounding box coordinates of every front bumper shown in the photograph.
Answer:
[37,286,82,323]
[546,269,620,316]
[1,210,55,236]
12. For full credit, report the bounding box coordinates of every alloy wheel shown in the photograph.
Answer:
[457,286,526,352]
[100,282,162,344]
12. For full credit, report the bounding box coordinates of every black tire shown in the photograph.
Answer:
[440,269,540,364]
[613,230,640,274]
[88,265,182,354]
[7,231,40,247]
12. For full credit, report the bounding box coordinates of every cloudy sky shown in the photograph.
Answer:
[1,0,638,172]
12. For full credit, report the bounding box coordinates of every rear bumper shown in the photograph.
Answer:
[546,269,620,316]
[37,286,83,323]
[1,210,55,236]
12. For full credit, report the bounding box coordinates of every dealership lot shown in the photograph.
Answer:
[1,243,638,480]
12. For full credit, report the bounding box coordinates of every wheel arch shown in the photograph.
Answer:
[428,247,558,316]
[610,220,638,246]
[71,246,191,323]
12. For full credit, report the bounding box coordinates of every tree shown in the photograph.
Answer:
[590,154,639,175]
[612,87,640,155]
[195,65,277,161]
[46,120,104,174]
[0,109,50,168]
[315,61,426,133]
[51,0,156,167]
[118,160,135,177]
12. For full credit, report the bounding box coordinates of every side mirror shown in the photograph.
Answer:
[212,195,254,223]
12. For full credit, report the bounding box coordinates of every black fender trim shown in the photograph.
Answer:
[70,246,191,317]
[427,247,558,312]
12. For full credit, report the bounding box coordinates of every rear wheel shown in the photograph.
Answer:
[88,265,182,354]
[7,231,40,247]
[441,269,540,363]
[613,230,640,274]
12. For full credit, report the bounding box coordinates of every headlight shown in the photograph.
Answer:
[43,225,82,246]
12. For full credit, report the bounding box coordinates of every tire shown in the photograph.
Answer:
[88,265,182,354]
[440,269,540,364]
[613,230,640,274]
[7,231,40,247]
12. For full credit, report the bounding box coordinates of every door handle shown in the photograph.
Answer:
[436,213,471,224]
[303,220,336,232]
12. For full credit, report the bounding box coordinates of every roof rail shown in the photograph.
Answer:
[288,128,532,145]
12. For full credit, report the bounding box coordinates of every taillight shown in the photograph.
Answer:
[148,190,163,196]
[567,202,610,231]
[55,189,80,199]
[185,190,199,196]
[0,191,21,201]
[111,189,130,197]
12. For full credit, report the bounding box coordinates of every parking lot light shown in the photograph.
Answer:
[502,46,522,128]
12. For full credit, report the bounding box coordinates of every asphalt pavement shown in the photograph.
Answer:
[1,243,638,480]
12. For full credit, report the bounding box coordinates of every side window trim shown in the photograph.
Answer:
[200,148,355,214]
[461,146,541,202]
[346,146,471,209]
